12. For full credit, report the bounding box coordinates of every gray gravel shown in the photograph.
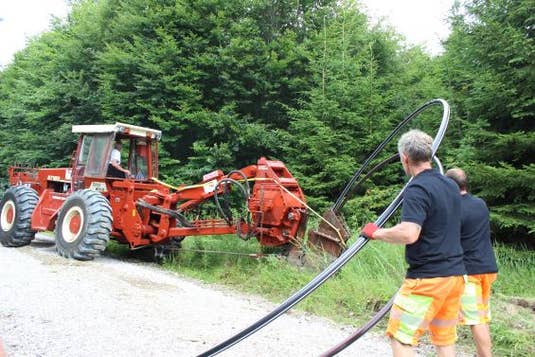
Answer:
[0,238,439,357]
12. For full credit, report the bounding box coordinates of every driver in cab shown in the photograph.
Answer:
[107,140,131,178]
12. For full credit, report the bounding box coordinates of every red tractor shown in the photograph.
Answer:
[0,123,309,260]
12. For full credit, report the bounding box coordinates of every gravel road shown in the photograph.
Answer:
[0,237,433,357]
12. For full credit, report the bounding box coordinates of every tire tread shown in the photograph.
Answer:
[0,186,39,247]
[55,189,112,261]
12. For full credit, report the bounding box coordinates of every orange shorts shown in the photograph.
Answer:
[459,273,497,325]
[386,276,465,346]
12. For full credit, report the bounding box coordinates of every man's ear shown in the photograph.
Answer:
[400,152,409,165]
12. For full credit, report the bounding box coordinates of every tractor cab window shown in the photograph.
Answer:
[78,134,112,177]
[128,139,149,180]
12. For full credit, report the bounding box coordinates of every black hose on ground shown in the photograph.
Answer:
[319,294,396,357]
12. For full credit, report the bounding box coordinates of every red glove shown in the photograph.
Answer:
[361,223,379,240]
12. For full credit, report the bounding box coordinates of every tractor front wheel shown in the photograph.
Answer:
[0,186,39,247]
[55,189,112,261]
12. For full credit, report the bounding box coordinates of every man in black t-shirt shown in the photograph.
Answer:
[446,168,498,357]
[361,129,466,357]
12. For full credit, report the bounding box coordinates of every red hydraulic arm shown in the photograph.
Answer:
[134,157,308,248]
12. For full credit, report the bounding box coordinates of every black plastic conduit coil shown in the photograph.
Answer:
[197,99,450,357]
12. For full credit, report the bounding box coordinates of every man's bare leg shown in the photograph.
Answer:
[435,344,456,357]
[0,337,6,357]
[471,324,492,357]
[391,338,414,357]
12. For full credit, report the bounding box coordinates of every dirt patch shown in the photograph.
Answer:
[117,275,179,292]
[509,297,535,313]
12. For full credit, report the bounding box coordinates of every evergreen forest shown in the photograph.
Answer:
[0,0,533,244]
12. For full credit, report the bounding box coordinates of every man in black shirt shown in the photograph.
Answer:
[446,168,498,357]
[361,129,466,357]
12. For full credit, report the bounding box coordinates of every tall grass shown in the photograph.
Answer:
[481,243,534,357]
[493,243,535,296]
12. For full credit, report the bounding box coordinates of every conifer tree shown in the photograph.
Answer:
[441,0,534,242]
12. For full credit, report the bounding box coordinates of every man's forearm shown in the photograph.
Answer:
[373,222,420,245]
[112,162,127,173]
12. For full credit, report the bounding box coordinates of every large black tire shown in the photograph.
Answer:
[0,186,39,247]
[55,189,112,261]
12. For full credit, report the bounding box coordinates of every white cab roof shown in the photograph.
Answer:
[72,122,162,140]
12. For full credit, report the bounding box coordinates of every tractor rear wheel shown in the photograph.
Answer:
[0,186,39,247]
[55,189,112,261]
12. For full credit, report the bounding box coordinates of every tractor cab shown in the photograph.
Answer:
[71,123,161,184]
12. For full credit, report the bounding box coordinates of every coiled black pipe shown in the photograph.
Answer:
[333,99,448,212]
[197,99,450,357]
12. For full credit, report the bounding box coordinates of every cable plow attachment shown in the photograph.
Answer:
[140,157,308,249]
[197,99,450,357]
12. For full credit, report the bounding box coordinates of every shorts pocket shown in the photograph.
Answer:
[395,293,433,316]
[392,293,433,345]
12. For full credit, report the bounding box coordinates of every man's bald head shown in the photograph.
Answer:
[445,168,467,191]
